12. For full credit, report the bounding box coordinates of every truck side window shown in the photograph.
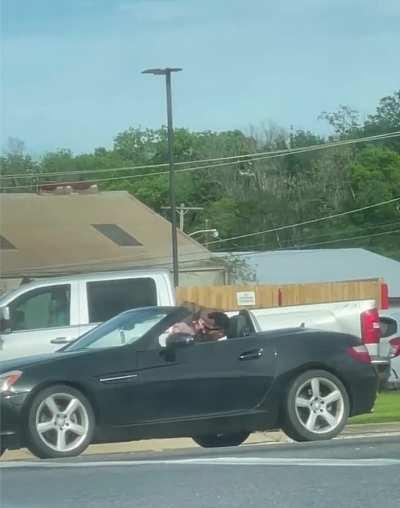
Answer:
[87,278,157,323]
[8,285,71,331]
[379,317,397,338]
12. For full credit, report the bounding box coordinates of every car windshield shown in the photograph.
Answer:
[65,307,170,351]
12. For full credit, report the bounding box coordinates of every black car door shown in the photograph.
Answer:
[76,307,191,427]
[133,334,277,422]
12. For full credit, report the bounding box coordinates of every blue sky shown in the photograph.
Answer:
[1,0,399,155]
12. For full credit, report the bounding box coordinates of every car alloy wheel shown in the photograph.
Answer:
[27,384,95,459]
[282,369,349,442]
[294,376,345,434]
[35,393,90,453]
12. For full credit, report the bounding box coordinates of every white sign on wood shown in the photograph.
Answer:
[236,291,256,306]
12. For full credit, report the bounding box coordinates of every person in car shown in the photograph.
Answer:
[165,305,205,341]
[196,311,231,342]
[167,305,230,342]
[48,288,69,327]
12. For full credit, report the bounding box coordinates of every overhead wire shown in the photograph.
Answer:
[219,228,400,257]
[206,196,400,246]
[13,225,399,277]
[2,129,399,180]
[227,218,400,253]
[295,228,400,249]
[1,130,399,185]
[2,131,400,192]
[3,250,217,277]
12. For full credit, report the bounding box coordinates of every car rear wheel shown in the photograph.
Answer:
[193,432,249,448]
[26,384,95,459]
[282,369,349,442]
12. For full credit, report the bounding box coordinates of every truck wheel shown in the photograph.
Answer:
[282,369,349,442]
[26,384,95,459]
[193,432,249,448]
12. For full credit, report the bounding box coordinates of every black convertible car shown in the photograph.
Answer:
[0,306,378,459]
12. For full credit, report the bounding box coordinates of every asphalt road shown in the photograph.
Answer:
[1,435,400,508]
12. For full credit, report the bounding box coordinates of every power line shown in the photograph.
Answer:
[206,196,400,246]
[1,130,399,183]
[2,131,400,192]
[1,161,233,190]
[2,250,216,276]
[19,226,397,276]
[221,228,400,257]
[0,162,169,180]
[229,218,400,252]
[296,228,400,249]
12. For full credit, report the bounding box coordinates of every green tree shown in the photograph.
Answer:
[364,89,400,151]
[0,137,38,191]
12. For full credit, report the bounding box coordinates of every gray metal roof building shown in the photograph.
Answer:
[223,248,400,303]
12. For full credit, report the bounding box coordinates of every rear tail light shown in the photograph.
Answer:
[389,338,400,358]
[360,309,381,344]
[346,345,371,364]
[380,283,389,310]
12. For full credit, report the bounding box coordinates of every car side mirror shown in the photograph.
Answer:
[165,333,195,349]
[0,306,10,333]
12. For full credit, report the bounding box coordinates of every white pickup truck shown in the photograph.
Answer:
[0,269,383,366]
[379,309,400,385]
[0,270,174,361]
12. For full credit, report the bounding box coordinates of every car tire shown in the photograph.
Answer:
[282,369,349,442]
[26,384,95,459]
[193,432,250,448]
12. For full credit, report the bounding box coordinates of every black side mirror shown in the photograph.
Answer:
[165,333,195,349]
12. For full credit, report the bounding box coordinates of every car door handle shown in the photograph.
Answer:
[239,348,264,361]
[51,337,70,344]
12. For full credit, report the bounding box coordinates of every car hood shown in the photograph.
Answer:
[0,350,91,374]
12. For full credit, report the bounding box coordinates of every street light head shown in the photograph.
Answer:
[142,68,166,75]
[189,228,219,238]
[142,68,182,75]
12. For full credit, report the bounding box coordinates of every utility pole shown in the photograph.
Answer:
[142,67,182,287]
[162,203,204,231]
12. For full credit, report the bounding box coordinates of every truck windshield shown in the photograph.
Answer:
[65,307,170,351]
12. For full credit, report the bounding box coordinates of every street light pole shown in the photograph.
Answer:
[142,67,182,287]
[165,70,179,288]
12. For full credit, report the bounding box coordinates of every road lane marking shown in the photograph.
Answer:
[1,457,400,469]
[336,432,400,440]
[240,432,400,447]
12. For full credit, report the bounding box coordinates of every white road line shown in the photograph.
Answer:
[1,457,400,469]
[240,432,400,447]
[335,432,400,440]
